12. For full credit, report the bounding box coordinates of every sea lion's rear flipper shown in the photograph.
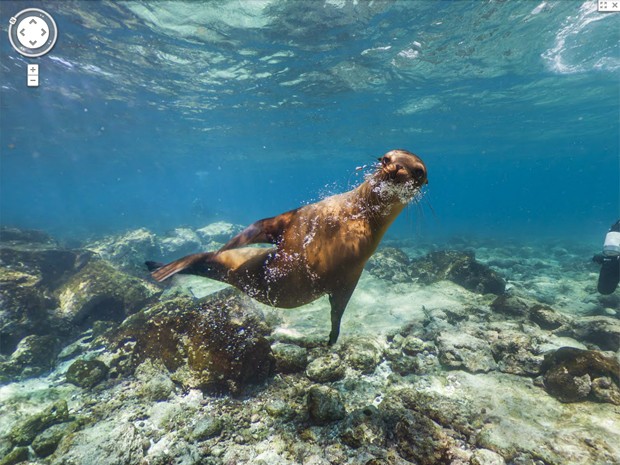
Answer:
[219,209,299,251]
[145,261,164,272]
[148,252,214,282]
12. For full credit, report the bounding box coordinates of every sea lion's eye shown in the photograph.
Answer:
[380,157,389,166]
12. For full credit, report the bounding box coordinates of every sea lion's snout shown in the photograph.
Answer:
[379,149,428,186]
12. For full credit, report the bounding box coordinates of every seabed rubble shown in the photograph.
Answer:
[0,225,618,465]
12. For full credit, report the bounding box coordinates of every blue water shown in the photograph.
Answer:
[1,0,618,244]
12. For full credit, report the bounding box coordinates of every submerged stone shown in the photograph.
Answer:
[195,221,243,245]
[32,421,79,458]
[106,288,274,394]
[306,353,346,383]
[489,331,543,377]
[340,405,386,448]
[342,338,382,374]
[272,342,308,374]
[0,446,28,465]
[436,331,497,373]
[0,334,60,380]
[559,316,620,351]
[410,250,505,295]
[9,400,69,446]
[471,448,506,465]
[365,247,411,283]
[53,421,145,465]
[541,346,620,404]
[55,258,160,328]
[85,228,160,273]
[307,385,346,425]
[528,304,570,330]
[189,417,224,441]
[66,359,109,388]
[134,359,175,401]
[490,295,530,317]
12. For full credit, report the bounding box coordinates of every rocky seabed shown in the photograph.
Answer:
[0,226,618,465]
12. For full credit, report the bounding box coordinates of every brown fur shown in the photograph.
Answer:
[149,149,427,344]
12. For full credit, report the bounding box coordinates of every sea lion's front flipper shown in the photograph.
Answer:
[219,209,299,251]
[327,280,359,345]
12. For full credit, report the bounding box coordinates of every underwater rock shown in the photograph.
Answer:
[384,339,420,376]
[189,416,224,441]
[0,236,92,290]
[410,250,505,295]
[65,359,109,388]
[106,288,274,393]
[306,353,346,383]
[365,247,411,283]
[195,221,243,245]
[54,258,160,328]
[528,304,570,330]
[490,294,530,317]
[85,227,160,273]
[436,331,497,373]
[341,337,382,374]
[0,334,61,381]
[307,385,346,425]
[389,387,481,439]
[53,421,145,465]
[489,331,543,377]
[159,227,203,258]
[272,342,308,374]
[0,446,28,465]
[31,421,79,458]
[385,333,437,376]
[382,405,452,465]
[8,400,69,446]
[0,267,52,356]
[340,405,386,449]
[400,335,428,356]
[541,346,620,404]
[471,448,506,465]
[559,316,620,351]
[0,237,92,355]
[134,359,175,401]
[0,227,54,244]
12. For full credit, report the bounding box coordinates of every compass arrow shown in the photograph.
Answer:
[20,28,26,36]
[29,40,38,46]
[41,28,47,36]
[29,19,37,25]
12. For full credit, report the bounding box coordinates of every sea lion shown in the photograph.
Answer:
[147,149,427,344]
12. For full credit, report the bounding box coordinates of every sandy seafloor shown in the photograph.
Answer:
[0,224,618,465]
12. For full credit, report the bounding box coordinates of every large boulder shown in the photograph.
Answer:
[436,331,497,373]
[158,228,202,258]
[85,228,160,273]
[541,347,620,404]
[410,251,505,295]
[556,316,620,352]
[195,221,243,245]
[0,231,92,355]
[0,335,61,381]
[54,259,160,328]
[365,247,411,283]
[106,288,274,394]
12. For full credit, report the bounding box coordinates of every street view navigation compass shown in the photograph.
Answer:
[8,8,58,87]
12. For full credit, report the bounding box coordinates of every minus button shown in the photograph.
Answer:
[27,63,39,88]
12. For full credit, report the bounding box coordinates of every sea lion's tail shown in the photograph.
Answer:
[146,252,213,282]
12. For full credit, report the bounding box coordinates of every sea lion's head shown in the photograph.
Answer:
[370,149,427,204]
